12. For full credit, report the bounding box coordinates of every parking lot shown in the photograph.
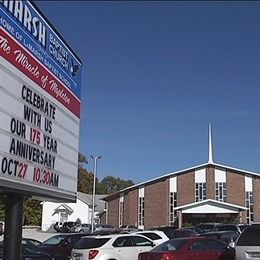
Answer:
[0,228,55,242]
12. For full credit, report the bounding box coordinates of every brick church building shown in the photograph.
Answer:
[103,125,259,229]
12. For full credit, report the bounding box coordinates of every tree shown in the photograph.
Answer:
[78,153,88,165]
[97,176,134,194]
[78,152,96,193]
[77,167,95,193]
[23,198,42,226]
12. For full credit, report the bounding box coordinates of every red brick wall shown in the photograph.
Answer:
[107,197,119,227]
[253,177,260,222]
[226,170,245,207]
[105,166,256,227]
[144,179,169,228]
[206,166,215,199]
[177,171,195,206]
[124,189,138,226]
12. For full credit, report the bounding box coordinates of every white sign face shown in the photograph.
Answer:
[0,0,82,201]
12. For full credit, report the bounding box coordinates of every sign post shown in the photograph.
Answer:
[4,194,24,260]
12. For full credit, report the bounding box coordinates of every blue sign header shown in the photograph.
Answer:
[0,0,82,100]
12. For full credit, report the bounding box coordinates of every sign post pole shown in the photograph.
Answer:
[3,193,24,260]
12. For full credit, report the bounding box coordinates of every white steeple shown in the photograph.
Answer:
[208,124,214,164]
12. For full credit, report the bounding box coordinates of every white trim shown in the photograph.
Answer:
[174,199,247,213]
[169,177,177,192]
[245,176,253,192]
[139,187,144,197]
[120,194,124,202]
[215,169,226,182]
[104,162,260,201]
[195,169,206,183]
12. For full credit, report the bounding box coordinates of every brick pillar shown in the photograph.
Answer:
[177,211,182,228]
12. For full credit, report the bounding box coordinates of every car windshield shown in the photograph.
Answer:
[152,239,185,252]
[74,237,110,249]
[42,235,68,245]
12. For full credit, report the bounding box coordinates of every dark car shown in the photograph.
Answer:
[150,226,178,239]
[0,238,42,248]
[236,224,260,260]
[0,222,4,236]
[38,233,86,258]
[138,237,235,260]
[22,238,42,247]
[194,223,219,233]
[60,222,77,233]
[200,230,240,247]
[0,238,68,260]
[157,228,198,239]
[211,224,245,234]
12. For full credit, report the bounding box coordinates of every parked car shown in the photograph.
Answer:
[0,238,67,260]
[71,233,155,260]
[235,224,260,260]
[194,223,219,233]
[93,224,117,234]
[186,226,205,234]
[0,222,4,235]
[69,223,91,233]
[211,224,246,234]
[164,228,199,239]
[60,222,77,233]
[38,233,86,258]
[200,230,240,247]
[0,238,42,247]
[150,226,178,239]
[138,236,235,260]
[133,230,169,245]
[119,225,139,232]
[238,223,250,232]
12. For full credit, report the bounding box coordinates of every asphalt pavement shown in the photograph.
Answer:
[0,228,56,242]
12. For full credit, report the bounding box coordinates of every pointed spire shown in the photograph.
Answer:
[208,124,214,163]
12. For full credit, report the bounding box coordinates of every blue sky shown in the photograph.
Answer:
[36,1,260,183]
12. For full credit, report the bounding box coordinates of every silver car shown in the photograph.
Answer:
[70,223,91,233]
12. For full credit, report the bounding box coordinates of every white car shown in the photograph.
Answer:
[133,230,169,245]
[71,233,155,260]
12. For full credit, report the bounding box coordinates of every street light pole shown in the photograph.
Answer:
[90,155,101,233]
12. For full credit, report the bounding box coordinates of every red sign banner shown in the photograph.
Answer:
[0,28,80,118]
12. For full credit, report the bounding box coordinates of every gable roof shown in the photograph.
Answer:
[174,199,246,214]
[52,204,74,215]
[77,192,106,212]
[103,161,260,201]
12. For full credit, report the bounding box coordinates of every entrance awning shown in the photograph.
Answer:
[174,199,247,214]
